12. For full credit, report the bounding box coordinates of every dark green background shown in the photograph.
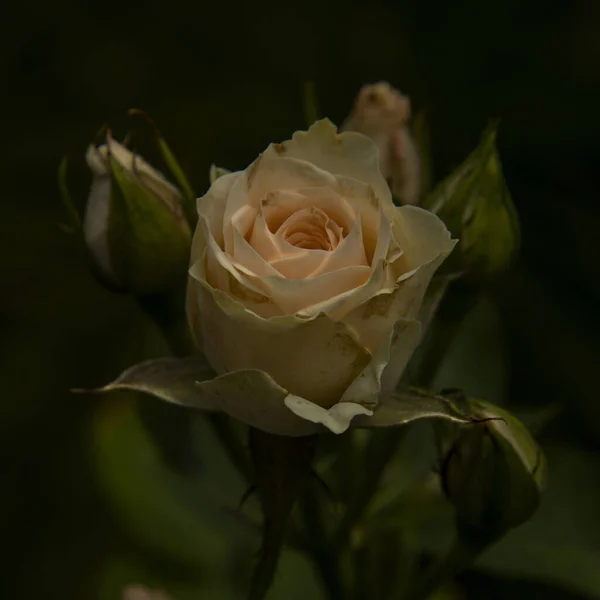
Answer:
[2,0,600,598]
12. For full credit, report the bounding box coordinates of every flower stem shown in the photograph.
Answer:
[401,530,496,600]
[299,483,345,599]
[335,427,409,550]
[137,289,252,482]
[248,430,317,600]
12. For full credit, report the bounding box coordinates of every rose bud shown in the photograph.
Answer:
[84,134,192,295]
[185,119,455,435]
[422,124,520,281]
[442,400,545,538]
[122,585,173,600]
[341,81,420,206]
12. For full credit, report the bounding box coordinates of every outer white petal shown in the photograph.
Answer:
[343,206,456,352]
[187,264,371,409]
[284,397,373,434]
[250,265,371,315]
[388,205,456,274]
[196,171,241,248]
[83,145,114,279]
[262,119,394,215]
[83,175,113,279]
[106,136,183,214]
[340,319,422,406]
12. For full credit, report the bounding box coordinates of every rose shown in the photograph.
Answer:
[84,135,191,294]
[342,81,421,206]
[186,119,454,435]
[122,586,173,600]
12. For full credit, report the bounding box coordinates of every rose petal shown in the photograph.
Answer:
[269,249,328,279]
[223,155,339,255]
[190,217,281,319]
[284,397,373,434]
[196,172,241,249]
[262,187,357,234]
[297,208,391,319]
[341,319,421,407]
[255,265,371,314]
[187,273,372,408]
[388,205,456,274]
[263,119,395,216]
[342,209,455,352]
[232,227,282,278]
[309,216,368,277]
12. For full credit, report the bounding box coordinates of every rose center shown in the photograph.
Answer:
[276,206,343,251]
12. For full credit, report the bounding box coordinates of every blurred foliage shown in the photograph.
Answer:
[2,0,600,598]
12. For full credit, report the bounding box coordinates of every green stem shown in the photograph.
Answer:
[138,289,252,482]
[299,485,345,599]
[248,430,317,600]
[336,427,408,549]
[401,531,495,600]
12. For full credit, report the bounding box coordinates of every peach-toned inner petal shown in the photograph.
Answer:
[277,207,340,250]
[202,153,401,315]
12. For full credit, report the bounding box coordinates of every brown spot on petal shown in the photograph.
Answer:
[273,142,287,154]
[361,290,396,319]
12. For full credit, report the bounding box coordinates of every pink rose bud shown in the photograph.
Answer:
[122,585,173,600]
[342,82,420,205]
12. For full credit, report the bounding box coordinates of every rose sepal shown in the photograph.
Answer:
[76,354,474,436]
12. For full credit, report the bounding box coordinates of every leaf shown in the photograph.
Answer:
[57,156,84,244]
[107,152,192,294]
[76,356,218,410]
[128,109,197,226]
[355,387,472,429]
[91,399,256,571]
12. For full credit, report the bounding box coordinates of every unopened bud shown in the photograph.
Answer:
[422,124,519,280]
[84,134,191,295]
[342,82,420,205]
[122,585,173,600]
[442,400,545,537]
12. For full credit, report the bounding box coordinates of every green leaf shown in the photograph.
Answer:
[355,387,472,428]
[128,109,197,226]
[57,156,84,244]
[421,123,520,280]
[107,152,192,295]
[91,398,256,571]
[77,356,218,410]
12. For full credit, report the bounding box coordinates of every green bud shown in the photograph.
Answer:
[442,400,545,537]
[84,134,192,295]
[422,124,520,280]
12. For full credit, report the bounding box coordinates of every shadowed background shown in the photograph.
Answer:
[2,0,600,598]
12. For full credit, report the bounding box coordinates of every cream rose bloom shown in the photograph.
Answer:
[186,120,455,435]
